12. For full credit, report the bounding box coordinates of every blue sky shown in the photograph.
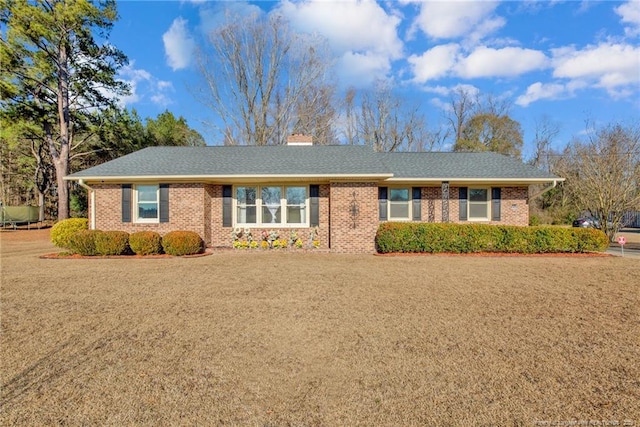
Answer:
[109,0,640,159]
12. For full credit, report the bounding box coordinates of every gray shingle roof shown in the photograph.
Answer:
[381,152,557,180]
[68,145,390,178]
[67,145,560,182]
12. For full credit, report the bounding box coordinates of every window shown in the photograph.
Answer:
[136,185,159,222]
[236,187,257,223]
[286,187,306,224]
[262,186,282,224]
[468,188,489,220]
[389,188,411,220]
[235,185,308,226]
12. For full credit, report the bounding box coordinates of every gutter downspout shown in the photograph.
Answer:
[529,179,559,201]
[78,179,95,230]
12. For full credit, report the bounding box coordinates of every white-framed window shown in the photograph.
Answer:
[135,184,159,222]
[468,188,489,220]
[388,188,411,220]
[235,185,308,226]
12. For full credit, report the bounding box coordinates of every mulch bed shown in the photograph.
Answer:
[40,249,215,259]
[375,251,612,257]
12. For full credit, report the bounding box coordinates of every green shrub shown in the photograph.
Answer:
[162,231,203,256]
[129,231,162,255]
[50,218,89,249]
[529,214,541,226]
[572,228,609,252]
[68,229,102,256]
[375,223,609,254]
[95,231,130,255]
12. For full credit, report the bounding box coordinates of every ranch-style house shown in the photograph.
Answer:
[65,135,563,253]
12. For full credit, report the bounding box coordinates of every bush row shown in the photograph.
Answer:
[375,223,609,254]
[51,220,204,256]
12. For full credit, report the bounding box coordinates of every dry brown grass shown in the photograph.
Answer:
[1,229,639,426]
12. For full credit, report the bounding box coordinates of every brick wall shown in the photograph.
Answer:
[90,182,529,254]
[329,182,378,253]
[419,185,528,226]
[92,183,208,238]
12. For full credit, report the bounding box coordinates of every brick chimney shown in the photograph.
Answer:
[287,133,313,146]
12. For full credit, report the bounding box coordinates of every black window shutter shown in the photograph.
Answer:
[122,184,131,223]
[159,184,169,223]
[310,185,320,227]
[459,187,468,221]
[492,187,501,221]
[379,187,388,221]
[222,185,232,227]
[412,187,421,221]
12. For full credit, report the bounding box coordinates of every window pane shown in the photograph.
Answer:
[237,187,256,204]
[389,202,409,219]
[469,189,488,202]
[138,203,158,219]
[286,187,306,204]
[262,187,281,205]
[469,203,488,219]
[138,185,157,202]
[287,206,305,224]
[262,206,281,223]
[237,206,257,223]
[390,188,409,202]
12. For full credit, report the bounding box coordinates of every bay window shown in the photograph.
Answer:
[235,185,308,226]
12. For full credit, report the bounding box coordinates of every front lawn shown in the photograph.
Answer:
[1,230,638,425]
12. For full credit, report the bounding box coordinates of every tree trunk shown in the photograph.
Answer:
[53,156,69,220]
[38,190,45,222]
[54,39,71,220]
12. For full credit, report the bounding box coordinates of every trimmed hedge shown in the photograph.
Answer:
[50,218,89,249]
[375,223,608,254]
[68,229,102,256]
[95,231,130,256]
[129,231,163,255]
[162,231,203,256]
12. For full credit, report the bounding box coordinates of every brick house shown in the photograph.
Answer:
[65,137,562,253]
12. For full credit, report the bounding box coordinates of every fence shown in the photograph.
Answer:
[623,211,640,228]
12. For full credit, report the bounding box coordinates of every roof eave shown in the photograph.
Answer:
[65,173,395,183]
[384,177,565,185]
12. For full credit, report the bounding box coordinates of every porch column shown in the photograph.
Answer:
[441,181,449,223]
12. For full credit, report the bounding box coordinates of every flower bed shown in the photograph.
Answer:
[231,227,320,250]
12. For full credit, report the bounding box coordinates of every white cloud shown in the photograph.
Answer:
[276,0,403,82]
[410,1,504,41]
[551,43,640,97]
[456,46,549,78]
[615,0,640,37]
[516,82,567,106]
[409,45,547,83]
[278,0,402,57]
[163,17,196,71]
[338,51,392,87]
[198,2,263,35]
[117,62,175,108]
[408,44,460,83]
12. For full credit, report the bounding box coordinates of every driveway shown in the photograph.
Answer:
[608,228,640,258]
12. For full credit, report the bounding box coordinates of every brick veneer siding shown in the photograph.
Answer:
[418,186,528,226]
[90,182,529,253]
[208,184,331,249]
[329,182,378,253]
[92,183,208,238]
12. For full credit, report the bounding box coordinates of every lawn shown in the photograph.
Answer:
[1,229,639,426]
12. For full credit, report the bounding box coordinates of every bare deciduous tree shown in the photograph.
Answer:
[559,122,640,241]
[353,81,428,152]
[196,12,334,145]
